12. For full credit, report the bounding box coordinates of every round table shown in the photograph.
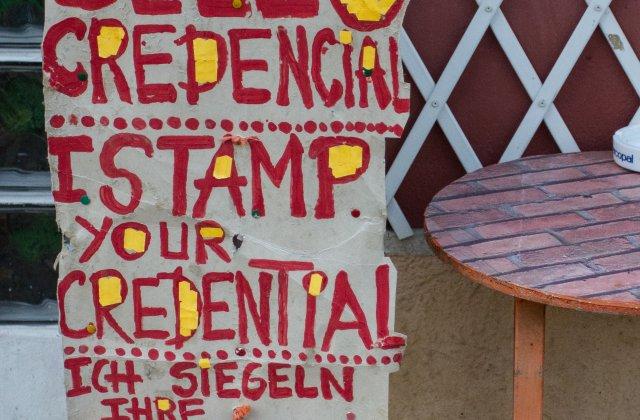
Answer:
[424,151,640,420]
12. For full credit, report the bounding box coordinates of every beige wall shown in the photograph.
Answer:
[388,255,640,420]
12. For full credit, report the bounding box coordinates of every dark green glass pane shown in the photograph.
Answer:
[0,213,58,303]
[0,0,43,27]
[0,70,47,171]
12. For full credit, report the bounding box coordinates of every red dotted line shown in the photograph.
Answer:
[48,114,405,138]
[63,345,403,366]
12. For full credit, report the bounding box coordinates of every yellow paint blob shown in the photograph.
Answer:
[200,226,224,240]
[97,26,125,59]
[98,276,122,307]
[213,155,233,179]
[328,145,364,178]
[123,228,147,253]
[339,30,353,45]
[179,281,199,337]
[193,38,219,84]
[198,358,212,369]
[308,273,324,297]
[86,323,97,334]
[339,0,396,21]
[362,45,377,70]
[156,399,171,411]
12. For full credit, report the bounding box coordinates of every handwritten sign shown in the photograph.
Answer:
[44,0,410,418]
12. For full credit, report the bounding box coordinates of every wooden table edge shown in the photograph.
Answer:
[424,223,640,317]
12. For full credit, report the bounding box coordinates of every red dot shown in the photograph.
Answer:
[367,123,376,132]
[216,350,228,360]
[393,353,403,363]
[50,115,64,128]
[165,351,176,361]
[354,122,366,133]
[115,348,126,357]
[63,346,75,355]
[253,348,262,358]
[69,114,78,125]
[148,349,159,360]
[205,119,216,129]
[304,121,317,133]
[149,118,163,130]
[353,355,362,365]
[381,356,391,365]
[331,121,344,133]
[183,352,195,360]
[340,355,349,364]
[251,121,264,132]
[376,122,387,134]
[221,119,234,132]
[268,350,276,359]
[314,354,323,363]
[167,117,181,129]
[78,345,89,354]
[132,118,146,130]
[268,122,278,132]
[282,350,292,360]
[278,122,292,133]
[185,118,199,130]
[366,356,376,365]
[327,354,336,363]
[392,124,403,137]
[100,116,109,126]
[295,124,303,132]
[345,122,354,131]
[239,121,249,131]
[81,116,95,127]
[94,345,106,355]
[131,347,142,357]
[351,209,361,218]
[298,352,308,361]
[201,351,211,359]
[319,122,328,132]
[113,117,127,129]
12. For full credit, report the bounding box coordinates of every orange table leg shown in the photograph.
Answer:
[513,299,545,420]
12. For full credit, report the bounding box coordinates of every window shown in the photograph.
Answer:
[0,0,58,322]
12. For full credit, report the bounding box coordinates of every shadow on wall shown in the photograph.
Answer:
[389,255,640,420]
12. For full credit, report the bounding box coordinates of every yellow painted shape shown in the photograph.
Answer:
[339,30,353,45]
[200,226,224,240]
[213,155,233,179]
[97,26,125,59]
[362,45,377,70]
[124,228,146,253]
[179,281,199,337]
[156,399,170,411]
[328,145,363,178]
[308,273,324,297]
[193,38,219,84]
[98,276,122,307]
[339,0,396,21]
[198,358,212,369]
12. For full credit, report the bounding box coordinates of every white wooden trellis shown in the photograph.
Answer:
[389,0,635,239]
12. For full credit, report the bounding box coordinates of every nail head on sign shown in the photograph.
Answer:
[80,195,91,205]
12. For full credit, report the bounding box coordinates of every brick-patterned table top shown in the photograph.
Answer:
[425,151,640,315]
